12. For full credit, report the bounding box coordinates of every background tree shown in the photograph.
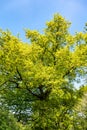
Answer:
[72,86,87,130]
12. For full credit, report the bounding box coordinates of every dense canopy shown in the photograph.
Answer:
[0,14,87,130]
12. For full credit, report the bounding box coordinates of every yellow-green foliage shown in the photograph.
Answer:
[0,14,87,130]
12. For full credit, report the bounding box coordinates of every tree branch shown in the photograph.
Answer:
[26,85,41,99]
[0,80,8,87]
[62,66,76,78]
[16,68,23,81]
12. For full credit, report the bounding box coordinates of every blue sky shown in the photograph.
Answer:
[0,0,87,41]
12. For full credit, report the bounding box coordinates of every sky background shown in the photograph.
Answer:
[0,0,87,41]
